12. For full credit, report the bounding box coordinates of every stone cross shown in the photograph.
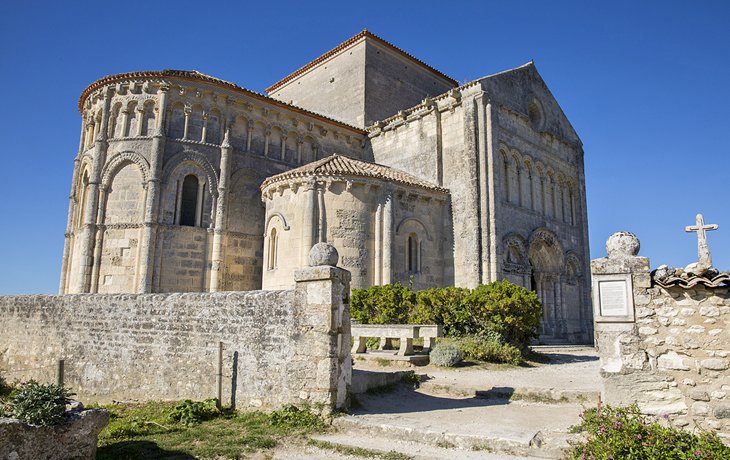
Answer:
[685,213,718,268]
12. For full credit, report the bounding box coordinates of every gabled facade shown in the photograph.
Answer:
[61,31,592,343]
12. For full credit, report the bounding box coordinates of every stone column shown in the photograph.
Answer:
[300,179,316,265]
[246,121,253,152]
[316,184,326,243]
[174,179,183,224]
[182,106,191,140]
[293,243,352,410]
[201,112,208,143]
[475,93,490,284]
[374,202,382,284]
[135,107,145,136]
[280,134,287,161]
[382,189,393,284]
[73,87,112,293]
[138,86,169,293]
[263,129,270,157]
[90,191,107,292]
[209,127,233,292]
[59,155,81,294]
[119,110,128,137]
[195,180,205,226]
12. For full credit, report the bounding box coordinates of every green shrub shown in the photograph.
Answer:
[429,343,462,367]
[166,399,219,426]
[6,380,75,426]
[449,335,522,365]
[351,283,415,324]
[464,280,541,349]
[410,287,470,336]
[351,281,542,355]
[568,404,730,460]
[269,404,325,430]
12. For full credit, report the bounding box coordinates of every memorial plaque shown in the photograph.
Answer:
[599,280,628,316]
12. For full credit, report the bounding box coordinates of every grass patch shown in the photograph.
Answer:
[471,442,494,452]
[401,371,421,387]
[96,401,327,459]
[436,440,456,448]
[308,439,412,459]
[374,358,393,367]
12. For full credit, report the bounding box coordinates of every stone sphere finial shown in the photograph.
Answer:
[308,242,339,267]
[606,231,640,258]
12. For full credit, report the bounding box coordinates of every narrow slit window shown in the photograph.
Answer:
[407,233,420,273]
[268,228,278,270]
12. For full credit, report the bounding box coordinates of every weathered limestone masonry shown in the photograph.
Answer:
[60,70,367,295]
[367,63,592,343]
[1,246,352,410]
[58,29,593,344]
[260,155,449,290]
[592,232,730,439]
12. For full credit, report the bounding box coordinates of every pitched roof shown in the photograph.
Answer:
[265,29,458,93]
[78,69,365,134]
[261,154,448,193]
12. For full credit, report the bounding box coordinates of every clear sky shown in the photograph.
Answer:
[0,1,727,294]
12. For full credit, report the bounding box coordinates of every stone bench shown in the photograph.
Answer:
[351,324,443,356]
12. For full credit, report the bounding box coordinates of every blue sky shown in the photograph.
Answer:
[0,1,728,294]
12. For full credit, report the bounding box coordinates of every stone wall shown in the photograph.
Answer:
[592,232,730,439]
[1,259,352,411]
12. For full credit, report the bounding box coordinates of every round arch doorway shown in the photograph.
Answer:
[528,229,565,341]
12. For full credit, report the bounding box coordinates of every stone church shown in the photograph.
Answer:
[60,30,592,343]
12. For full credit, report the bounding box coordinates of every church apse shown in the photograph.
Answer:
[260,155,449,290]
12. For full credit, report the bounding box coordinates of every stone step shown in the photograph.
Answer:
[338,386,583,459]
[332,415,571,459]
[352,369,415,394]
[418,379,600,405]
[310,432,548,459]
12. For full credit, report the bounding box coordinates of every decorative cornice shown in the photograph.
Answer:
[78,70,366,135]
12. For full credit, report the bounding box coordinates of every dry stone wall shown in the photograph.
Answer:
[0,260,352,411]
[593,232,730,439]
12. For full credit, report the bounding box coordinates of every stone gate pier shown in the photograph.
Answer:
[592,227,729,439]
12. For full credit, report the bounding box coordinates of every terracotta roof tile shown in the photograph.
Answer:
[261,154,448,193]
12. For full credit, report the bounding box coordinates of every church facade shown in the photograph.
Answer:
[60,30,592,343]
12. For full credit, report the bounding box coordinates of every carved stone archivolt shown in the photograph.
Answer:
[161,150,219,197]
[502,233,530,274]
[101,151,151,189]
[528,227,564,274]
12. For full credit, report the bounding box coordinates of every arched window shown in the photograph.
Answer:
[179,175,199,226]
[406,232,420,273]
[268,227,278,270]
[528,100,543,131]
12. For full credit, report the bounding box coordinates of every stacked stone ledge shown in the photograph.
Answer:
[592,232,730,439]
